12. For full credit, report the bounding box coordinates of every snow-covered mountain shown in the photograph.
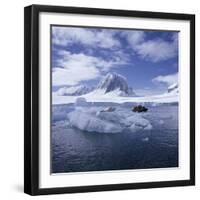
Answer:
[167,83,178,94]
[56,73,136,97]
[96,73,136,96]
[56,85,94,96]
[53,73,179,105]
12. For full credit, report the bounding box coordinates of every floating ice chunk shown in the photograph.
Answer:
[158,120,164,125]
[127,115,152,132]
[142,137,149,142]
[128,124,142,132]
[68,107,152,133]
[75,97,88,106]
[68,110,122,133]
[54,120,71,128]
[100,107,116,112]
[151,102,160,107]
[96,110,123,124]
[144,123,153,130]
[126,115,150,126]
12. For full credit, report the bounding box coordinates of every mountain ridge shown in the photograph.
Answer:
[96,73,136,96]
[56,72,137,97]
[55,72,179,99]
[167,83,178,94]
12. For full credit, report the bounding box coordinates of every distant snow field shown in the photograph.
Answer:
[53,72,179,105]
[53,90,178,105]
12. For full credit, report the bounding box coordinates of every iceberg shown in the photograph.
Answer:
[67,107,152,133]
[68,110,122,133]
[75,97,88,107]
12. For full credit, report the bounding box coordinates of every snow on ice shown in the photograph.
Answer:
[67,105,152,133]
[52,72,178,105]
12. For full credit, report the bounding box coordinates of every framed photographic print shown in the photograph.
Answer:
[24,4,195,195]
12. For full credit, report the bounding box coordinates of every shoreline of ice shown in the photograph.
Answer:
[53,91,178,105]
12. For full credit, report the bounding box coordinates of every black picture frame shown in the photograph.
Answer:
[24,4,195,196]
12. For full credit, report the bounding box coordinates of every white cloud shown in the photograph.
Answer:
[122,31,145,46]
[53,27,178,63]
[123,31,178,62]
[95,30,121,49]
[152,73,178,86]
[135,38,178,62]
[52,27,120,49]
[53,50,124,86]
[53,66,100,86]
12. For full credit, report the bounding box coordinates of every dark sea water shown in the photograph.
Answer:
[51,104,178,173]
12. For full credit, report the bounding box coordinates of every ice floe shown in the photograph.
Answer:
[67,106,152,133]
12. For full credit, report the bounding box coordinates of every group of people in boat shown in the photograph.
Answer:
[100,105,148,113]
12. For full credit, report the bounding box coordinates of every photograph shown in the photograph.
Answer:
[24,4,195,195]
[51,25,179,174]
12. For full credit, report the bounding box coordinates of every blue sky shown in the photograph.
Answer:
[51,26,178,96]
